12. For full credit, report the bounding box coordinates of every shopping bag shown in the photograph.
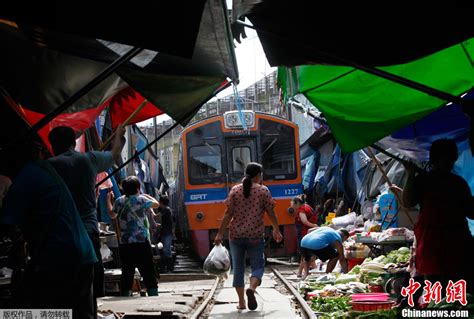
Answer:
[203,243,231,278]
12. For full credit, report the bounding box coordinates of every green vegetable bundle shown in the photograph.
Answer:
[311,296,351,314]
[335,274,358,284]
[308,282,328,291]
[359,271,383,284]
[368,247,410,266]
[347,309,398,318]
[348,265,361,275]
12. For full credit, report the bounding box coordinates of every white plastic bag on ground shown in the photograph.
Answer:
[203,244,231,278]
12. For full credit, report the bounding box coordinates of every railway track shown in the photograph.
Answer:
[189,276,220,319]
[188,260,316,318]
[100,251,314,318]
[191,262,316,318]
[270,266,316,319]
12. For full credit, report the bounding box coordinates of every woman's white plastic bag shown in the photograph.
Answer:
[203,243,231,278]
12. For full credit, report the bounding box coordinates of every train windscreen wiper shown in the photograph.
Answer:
[262,138,278,156]
[204,142,218,154]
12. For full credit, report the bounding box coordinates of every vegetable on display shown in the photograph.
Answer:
[346,308,398,318]
[372,247,410,265]
[311,296,351,314]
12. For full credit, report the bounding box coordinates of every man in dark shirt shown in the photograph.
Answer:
[48,125,125,309]
[158,195,174,272]
[0,143,97,317]
[403,139,474,293]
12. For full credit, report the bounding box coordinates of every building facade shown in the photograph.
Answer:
[141,71,315,184]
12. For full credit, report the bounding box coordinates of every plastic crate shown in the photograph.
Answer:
[351,300,395,311]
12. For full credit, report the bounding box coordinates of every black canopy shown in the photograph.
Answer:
[0,1,206,58]
[232,1,474,67]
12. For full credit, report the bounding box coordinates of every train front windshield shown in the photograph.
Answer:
[259,119,297,181]
[227,138,257,183]
[188,145,223,184]
[186,117,297,185]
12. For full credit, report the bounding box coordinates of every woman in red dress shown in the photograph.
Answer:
[290,194,318,277]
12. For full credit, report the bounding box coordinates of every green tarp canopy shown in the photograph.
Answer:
[278,39,474,152]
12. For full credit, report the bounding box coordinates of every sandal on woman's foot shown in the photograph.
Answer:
[236,305,246,313]
[246,288,258,310]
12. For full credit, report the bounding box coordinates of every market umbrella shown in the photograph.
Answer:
[104,87,163,129]
[0,0,238,145]
[232,1,473,67]
[0,2,206,59]
[278,39,474,152]
[378,91,474,161]
[1,85,168,151]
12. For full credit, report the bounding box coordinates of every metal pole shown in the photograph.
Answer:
[366,147,415,226]
[287,101,292,121]
[153,116,158,155]
[370,143,424,174]
[236,21,472,107]
[28,47,143,134]
[335,147,341,205]
[170,128,174,180]
[97,118,180,187]
[99,99,148,151]
[126,126,134,176]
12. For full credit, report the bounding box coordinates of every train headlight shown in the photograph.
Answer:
[227,114,239,126]
[196,211,205,221]
[287,207,295,215]
[224,111,255,129]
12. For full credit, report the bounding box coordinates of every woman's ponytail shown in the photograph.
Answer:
[243,174,252,198]
[242,162,263,198]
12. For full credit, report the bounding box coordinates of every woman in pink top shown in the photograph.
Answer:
[215,162,283,311]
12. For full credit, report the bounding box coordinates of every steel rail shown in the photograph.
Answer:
[271,267,316,319]
[190,276,221,319]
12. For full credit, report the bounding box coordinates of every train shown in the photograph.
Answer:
[171,110,303,259]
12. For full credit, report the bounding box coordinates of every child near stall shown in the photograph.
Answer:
[290,195,318,277]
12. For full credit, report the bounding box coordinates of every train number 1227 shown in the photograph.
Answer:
[284,188,300,196]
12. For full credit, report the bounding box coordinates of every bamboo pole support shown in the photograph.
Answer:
[366,147,415,226]
[99,99,148,151]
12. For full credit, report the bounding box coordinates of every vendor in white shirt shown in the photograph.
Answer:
[300,227,349,277]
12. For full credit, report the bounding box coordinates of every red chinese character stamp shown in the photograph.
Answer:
[401,278,422,307]
[446,279,467,306]
[422,280,442,304]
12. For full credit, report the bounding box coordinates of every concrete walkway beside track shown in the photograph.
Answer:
[208,273,297,318]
